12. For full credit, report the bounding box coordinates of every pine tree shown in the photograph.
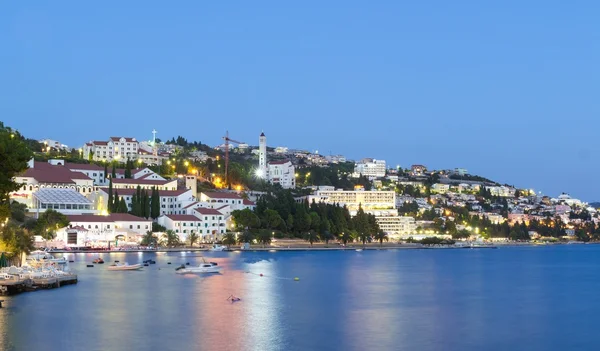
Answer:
[118,197,128,213]
[112,191,120,213]
[104,163,108,181]
[151,187,160,219]
[124,160,132,178]
[141,190,148,218]
[111,163,116,178]
[131,193,140,216]
[108,178,114,213]
[145,192,151,219]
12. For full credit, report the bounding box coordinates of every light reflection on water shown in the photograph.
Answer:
[3,247,600,351]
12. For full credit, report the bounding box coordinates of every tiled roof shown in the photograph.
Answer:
[201,192,242,199]
[165,214,202,221]
[20,162,92,184]
[64,163,103,171]
[67,213,150,223]
[183,202,200,209]
[109,137,137,142]
[268,160,291,165]
[194,208,223,215]
[243,199,256,206]
[112,178,172,185]
[98,187,191,197]
[92,141,108,146]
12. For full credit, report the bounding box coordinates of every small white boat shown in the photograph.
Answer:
[355,249,363,252]
[107,263,143,271]
[210,244,228,252]
[176,263,221,274]
[27,250,53,261]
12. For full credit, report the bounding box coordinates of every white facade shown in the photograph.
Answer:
[267,161,296,189]
[157,207,229,241]
[258,132,267,177]
[55,213,152,247]
[95,188,196,216]
[353,158,386,178]
[485,186,516,197]
[83,137,139,162]
[431,183,450,194]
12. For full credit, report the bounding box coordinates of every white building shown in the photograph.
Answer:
[83,137,139,162]
[111,178,177,191]
[55,213,152,248]
[157,207,229,242]
[95,188,196,216]
[275,146,288,154]
[353,158,386,178]
[32,188,97,216]
[256,132,296,189]
[39,139,68,150]
[431,183,450,194]
[485,186,516,197]
[10,160,96,208]
[198,192,256,212]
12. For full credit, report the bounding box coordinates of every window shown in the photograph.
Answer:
[183,223,186,227]
[137,225,140,229]
[93,173,97,176]
[107,225,110,229]
[129,225,133,229]
[145,225,149,229]
[95,225,98,229]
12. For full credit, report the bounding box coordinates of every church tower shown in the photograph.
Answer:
[258,131,267,178]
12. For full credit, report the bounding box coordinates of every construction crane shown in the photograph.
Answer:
[222,131,245,189]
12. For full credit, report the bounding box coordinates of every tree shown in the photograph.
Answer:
[339,231,353,245]
[453,229,471,240]
[0,223,35,261]
[321,230,334,246]
[124,159,132,178]
[263,209,282,229]
[152,222,166,233]
[187,232,199,247]
[304,230,320,247]
[232,209,261,230]
[111,163,116,178]
[131,193,141,216]
[256,229,273,248]
[35,209,70,246]
[286,214,294,232]
[151,187,160,219]
[0,123,33,224]
[117,197,128,213]
[161,230,180,247]
[309,212,321,231]
[374,230,389,246]
[222,232,237,248]
[141,231,158,247]
[357,230,370,248]
[237,230,254,245]
[104,162,108,181]
[108,178,114,213]
[112,191,120,213]
[294,206,311,233]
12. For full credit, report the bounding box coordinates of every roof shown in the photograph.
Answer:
[112,178,172,185]
[243,199,256,206]
[201,192,242,200]
[260,132,265,137]
[183,202,199,209]
[98,187,191,197]
[165,214,202,221]
[269,160,291,165]
[33,188,92,205]
[194,208,223,215]
[20,162,93,184]
[109,137,137,142]
[67,213,151,223]
[92,141,108,146]
[64,163,103,171]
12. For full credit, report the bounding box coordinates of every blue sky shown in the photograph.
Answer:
[1,1,599,200]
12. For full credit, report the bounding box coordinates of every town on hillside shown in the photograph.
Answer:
[1,122,598,255]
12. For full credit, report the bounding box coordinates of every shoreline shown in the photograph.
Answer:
[46,241,591,254]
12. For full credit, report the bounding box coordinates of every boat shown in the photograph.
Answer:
[107,263,143,271]
[175,263,221,274]
[27,250,68,264]
[93,257,105,264]
[355,249,363,252]
[210,244,228,252]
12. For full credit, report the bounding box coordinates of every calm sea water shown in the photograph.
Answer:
[2,245,600,351]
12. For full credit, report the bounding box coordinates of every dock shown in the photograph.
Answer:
[0,274,78,296]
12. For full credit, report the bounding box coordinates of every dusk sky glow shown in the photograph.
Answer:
[1,1,598,199]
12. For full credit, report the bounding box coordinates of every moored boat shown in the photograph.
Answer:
[175,263,221,274]
[107,263,143,271]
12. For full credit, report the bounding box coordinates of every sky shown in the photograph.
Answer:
[1,1,599,200]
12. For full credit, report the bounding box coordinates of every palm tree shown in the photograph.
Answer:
[188,232,199,248]
[357,231,371,248]
[222,232,237,248]
[321,230,334,246]
[141,231,158,247]
[304,230,320,247]
[373,230,389,247]
[256,230,273,248]
[338,231,353,246]
[161,230,180,248]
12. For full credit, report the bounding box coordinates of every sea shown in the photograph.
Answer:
[1,245,600,351]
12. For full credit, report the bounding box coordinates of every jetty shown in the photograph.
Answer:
[0,274,78,296]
